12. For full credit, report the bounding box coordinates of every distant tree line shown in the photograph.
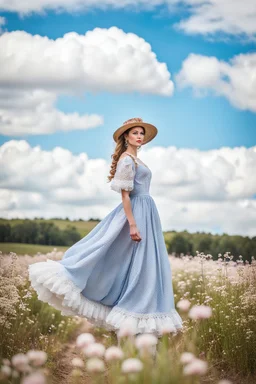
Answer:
[0,220,81,246]
[165,230,256,262]
[0,219,255,262]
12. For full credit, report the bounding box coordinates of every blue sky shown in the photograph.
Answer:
[0,2,255,236]
[0,7,255,158]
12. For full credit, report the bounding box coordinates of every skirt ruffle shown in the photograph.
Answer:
[28,259,183,336]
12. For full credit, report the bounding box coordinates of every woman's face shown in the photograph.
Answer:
[125,126,145,147]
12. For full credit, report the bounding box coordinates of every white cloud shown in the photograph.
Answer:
[0,16,6,34]
[1,140,255,236]
[172,0,256,40]
[0,27,173,135]
[175,52,256,112]
[0,28,173,96]
[0,1,255,40]
[0,89,103,135]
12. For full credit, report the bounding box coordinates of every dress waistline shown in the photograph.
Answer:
[130,193,151,197]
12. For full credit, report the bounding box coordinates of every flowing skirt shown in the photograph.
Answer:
[28,194,183,336]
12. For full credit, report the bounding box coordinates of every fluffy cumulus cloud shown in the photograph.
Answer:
[172,0,256,40]
[175,52,256,112]
[0,0,255,40]
[0,28,173,96]
[0,27,173,135]
[0,89,103,136]
[1,140,255,236]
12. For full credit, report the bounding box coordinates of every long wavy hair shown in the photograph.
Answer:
[107,126,145,182]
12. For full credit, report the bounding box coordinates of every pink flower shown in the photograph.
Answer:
[121,358,143,373]
[71,357,84,368]
[180,352,196,364]
[85,358,105,373]
[83,343,106,358]
[160,324,177,335]
[183,358,208,376]
[76,333,95,348]
[117,318,137,337]
[21,372,46,384]
[135,334,158,349]
[188,305,212,320]
[11,353,29,372]
[177,299,191,312]
[26,350,47,367]
[105,346,124,361]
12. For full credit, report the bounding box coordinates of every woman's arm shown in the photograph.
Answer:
[121,190,142,242]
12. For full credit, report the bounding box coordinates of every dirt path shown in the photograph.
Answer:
[51,319,93,384]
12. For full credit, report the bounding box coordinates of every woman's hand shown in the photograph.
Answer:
[129,223,142,242]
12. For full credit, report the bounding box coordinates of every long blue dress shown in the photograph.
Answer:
[28,153,183,336]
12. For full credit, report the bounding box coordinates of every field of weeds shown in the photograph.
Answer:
[0,249,255,384]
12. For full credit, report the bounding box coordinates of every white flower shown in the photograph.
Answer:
[21,372,46,384]
[177,299,191,312]
[180,352,196,364]
[188,305,212,320]
[183,358,208,376]
[26,350,47,366]
[121,358,143,373]
[83,343,106,358]
[85,358,105,373]
[11,353,29,372]
[117,318,138,337]
[71,357,84,368]
[218,380,233,384]
[105,346,124,361]
[76,333,95,348]
[1,365,12,377]
[135,334,158,350]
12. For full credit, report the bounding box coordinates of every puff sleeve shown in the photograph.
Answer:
[110,156,136,193]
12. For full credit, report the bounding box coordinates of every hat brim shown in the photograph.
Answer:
[113,122,158,145]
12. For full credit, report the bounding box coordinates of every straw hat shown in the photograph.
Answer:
[113,117,158,145]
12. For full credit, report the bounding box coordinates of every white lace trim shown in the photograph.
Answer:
[28,259,183,336]
[106,307,183,337]
[111,156,135,193]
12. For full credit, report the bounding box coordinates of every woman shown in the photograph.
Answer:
[28,117,183,336]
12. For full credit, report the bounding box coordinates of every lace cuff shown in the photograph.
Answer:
[111,156,135,193]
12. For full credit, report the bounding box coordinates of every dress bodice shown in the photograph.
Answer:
[110,152,152,196]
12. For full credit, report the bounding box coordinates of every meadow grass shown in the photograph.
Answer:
[0,250,255,383]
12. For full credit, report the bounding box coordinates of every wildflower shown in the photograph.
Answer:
[117,318,137,337]
[177,299,191,312]
[11,353,29,372]
[21,372,46,384]
[180,352,196,364]
[105,346,124,361]
[1,364,12,378]
[160,324,177,335]
[135,334,158,349]
[76,333,95,348]
[2,359,11,366]
[83,343,106,358]
[218,380,233,384]
[183,358,208,376]
[121,358,143,373]
[188,305,212,320]
[26,350,47,367]
[71,357,84,368]
[85,358,105,373]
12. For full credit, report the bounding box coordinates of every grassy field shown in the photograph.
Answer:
[0,242,68,255]
[0,251,255,383]
[0,218,100,237]
[0,218,176,256]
